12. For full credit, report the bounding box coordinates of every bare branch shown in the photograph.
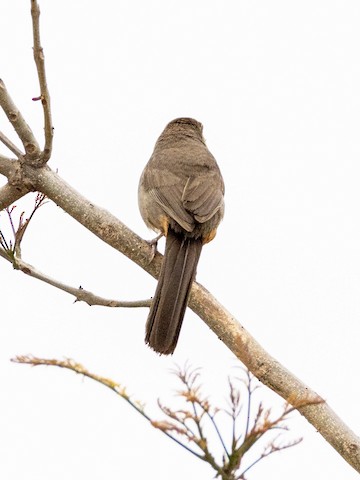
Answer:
[0,79,40,159]
[0,154,15,176]
[189,282,360,473]
[0,197,149,306]
[155,364,302,478]
[238,436,302,479]
[0,249,150,308]
[31,166,154,266]
[225,378,242,452]
[0,131,24,158]
[0,2,358,474]
[30,0,53,163]
[206,410,230,460]
[1,187,149,307]
[5,163,359,473]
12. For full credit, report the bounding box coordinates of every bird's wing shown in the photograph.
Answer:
[145,168,194,232]
[145,168,224,231]
[182,172,224,223]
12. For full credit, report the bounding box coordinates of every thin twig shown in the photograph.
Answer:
[5,206,17,239]
[12,355,203,460]
[1,195,151,306]
[31,0,53,163]
[206,411,230,459]
[0,228,9,250]
[12,356,304,479]
[0,250,150,307]
[238,436,302,478]
[15,194,46,255]
[0,131,24,158]
[244,369,253,439]
[225,378,242,452]
[0,79,40,159]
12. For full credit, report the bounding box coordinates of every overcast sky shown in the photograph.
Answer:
[1,1,360,479]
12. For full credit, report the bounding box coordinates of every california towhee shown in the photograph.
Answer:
[138,118,225,354]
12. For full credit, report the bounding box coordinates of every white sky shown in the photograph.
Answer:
[1,1,360,479]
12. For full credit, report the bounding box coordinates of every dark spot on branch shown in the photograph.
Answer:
[9,112,18,122]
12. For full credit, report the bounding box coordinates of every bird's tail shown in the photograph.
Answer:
[145,228,202,354]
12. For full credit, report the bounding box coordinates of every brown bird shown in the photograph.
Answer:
[138,118,225,354]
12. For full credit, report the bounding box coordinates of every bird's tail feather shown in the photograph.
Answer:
[145,228,202,354]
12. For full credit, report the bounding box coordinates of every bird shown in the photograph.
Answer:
[138,117,225,354]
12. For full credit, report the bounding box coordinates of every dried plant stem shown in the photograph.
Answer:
[13,357,300,479]
[11,356,203,460]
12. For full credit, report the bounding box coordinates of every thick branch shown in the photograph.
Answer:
[190,283,360,472]
[0,183,29,210]
[0,158,31,209]
[0,79,40,159]
[31,165,153,268]
[17,163,359,473]
[0,154,14,176]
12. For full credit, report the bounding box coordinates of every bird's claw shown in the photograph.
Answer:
[146,233,163,263]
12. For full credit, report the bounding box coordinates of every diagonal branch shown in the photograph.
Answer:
[0,248,149,307]
[0,131,24,157]
[0,79,40,160]
[5,162,360,474]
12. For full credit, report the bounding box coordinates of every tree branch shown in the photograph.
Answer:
[4,163,355,473]
[30,0,53,163]
[0,154,14,176]
[0,196,150,307]
[191,283,360,472]
[1,1,359,474]
[0,79,40,160]
[0,131,24,157]
[0,183,29,211]
[0,157,31,209]
[0,248,149,307]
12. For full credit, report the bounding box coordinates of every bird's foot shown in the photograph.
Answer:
[146,233,163,262]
